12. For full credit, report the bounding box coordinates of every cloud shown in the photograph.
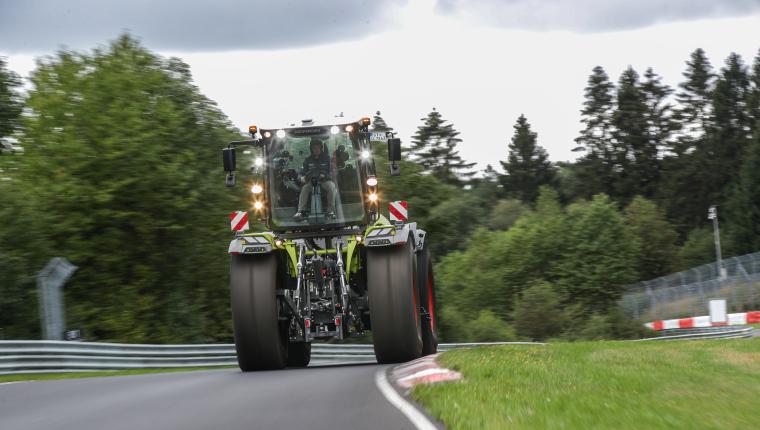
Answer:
[436,0,760,32]
[0,0,407,53]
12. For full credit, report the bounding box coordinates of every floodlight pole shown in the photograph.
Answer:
[708,206,724,280]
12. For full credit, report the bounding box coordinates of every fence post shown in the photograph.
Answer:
[37,258,78,341]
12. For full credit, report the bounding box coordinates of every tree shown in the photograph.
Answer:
[486,199,529,231]
[557,194,639,313]
[574,66,616,198]
[410,108,475,185]
[0,57,23,139]
[727,128,760,254]
[746,50,760,136]
[660,49,715,232]
[677,227,719,269]
[14,35,241,342]
[625,196,679,280]
[612,66,658,201]
[371,110,393,132]
[499,114,555,203]
[640,68,677,158]
[707,53,750,193]
[673,48,714,156]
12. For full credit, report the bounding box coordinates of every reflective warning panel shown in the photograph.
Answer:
[230,211,250,231]
[389,201,408,223]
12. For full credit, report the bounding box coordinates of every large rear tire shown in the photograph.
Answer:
[287,342,311,367]
[231,254,288,371]
[417,243,438,356]
[368,239,423,363]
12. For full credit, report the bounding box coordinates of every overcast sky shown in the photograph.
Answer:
[3,0,760,169]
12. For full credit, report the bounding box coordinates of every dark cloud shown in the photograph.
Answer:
[436,0,760,32]
[0,0,407,53]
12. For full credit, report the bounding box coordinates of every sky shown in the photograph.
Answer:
[3,0,760,169]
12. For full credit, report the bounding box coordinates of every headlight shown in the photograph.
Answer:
[330,125,339,135]
[368,193,378,202]
[254,201,264,210]
[361,150,371,160]
[276,129,286,139]
[251,184,263,194]
[366,177,378,187]
[254,157,264,167]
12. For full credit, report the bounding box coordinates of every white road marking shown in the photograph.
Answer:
[374,369,438,430]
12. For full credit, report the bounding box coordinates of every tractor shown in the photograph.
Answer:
[221,116,437,370]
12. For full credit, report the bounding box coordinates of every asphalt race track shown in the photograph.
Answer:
[0,363,421,430]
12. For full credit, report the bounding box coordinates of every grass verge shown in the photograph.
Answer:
[413,339,760,429]
[0,366,236,383]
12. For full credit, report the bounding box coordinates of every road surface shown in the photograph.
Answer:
[0,363,424,430]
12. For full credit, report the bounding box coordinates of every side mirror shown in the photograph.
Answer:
[223,147,237,187]
[387,138,401,162]
[222,147,236,172]
[387,138,401,176]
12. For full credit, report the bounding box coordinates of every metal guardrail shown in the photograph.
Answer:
[0,341,538,374]
[635,325,754,341]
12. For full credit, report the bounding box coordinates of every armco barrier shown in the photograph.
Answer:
[0,341,539,374]
[635,325,754,341]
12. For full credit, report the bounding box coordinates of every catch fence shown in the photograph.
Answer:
[621,251,760,321]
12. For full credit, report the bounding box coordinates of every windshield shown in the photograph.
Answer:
[267,131,366,228]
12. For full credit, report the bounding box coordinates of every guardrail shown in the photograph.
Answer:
[635,325,754,341]
[0,341,539,374]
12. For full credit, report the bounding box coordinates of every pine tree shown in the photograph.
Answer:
[0,58,23,140]
[746,50,760,136]
[612,66,657,201]
[727,128,760,254]
[410,108,475,185]
[706,53,751,197]
[640,68,676,156]
[660,48,716,232]
[673,48,714,156]
[371,111,393,132]
[499,114,555,203]
[574,66,616,198]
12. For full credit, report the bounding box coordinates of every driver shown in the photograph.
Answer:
[294,138,337,220]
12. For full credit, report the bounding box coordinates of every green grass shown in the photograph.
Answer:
[413,339,760,430]
[0,366,235,383]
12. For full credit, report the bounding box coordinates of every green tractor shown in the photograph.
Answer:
[221,116,437,370]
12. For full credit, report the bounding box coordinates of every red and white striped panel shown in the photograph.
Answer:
[389,200,408,223]
[230,211,249,232]
[647,310,760,330]
[389,354,462,389]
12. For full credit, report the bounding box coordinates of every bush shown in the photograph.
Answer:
[512,282,565,341]
[466,310,518,342]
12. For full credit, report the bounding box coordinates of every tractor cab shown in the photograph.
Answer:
[223,117,401,232]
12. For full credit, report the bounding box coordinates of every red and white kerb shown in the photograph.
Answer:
[389,200,408,223]
[230,211,250,232]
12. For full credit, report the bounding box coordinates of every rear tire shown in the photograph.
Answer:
[417,243,438,356]
[231,254,288,371]
[287,342,311,367]
[368,239,423,363]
